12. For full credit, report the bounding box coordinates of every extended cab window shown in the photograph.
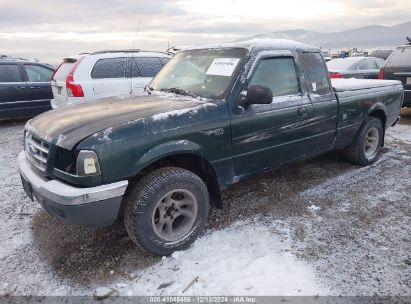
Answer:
[250,57,299,97]
[130,57,164,77]
[0,64,22,82]
[25,65,53,82]
[91,58,127,79]
[300,52,331,96]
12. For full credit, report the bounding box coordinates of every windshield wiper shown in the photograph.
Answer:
[145,85,154,94]
[161,87,196,98]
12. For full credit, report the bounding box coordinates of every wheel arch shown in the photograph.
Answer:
[368,107,387,147]
[129,143,223,209]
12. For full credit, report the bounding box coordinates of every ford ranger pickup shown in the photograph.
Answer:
[18,39,404,255]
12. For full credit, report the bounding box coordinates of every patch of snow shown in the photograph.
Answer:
[151,103,216,121]
[98,127,113,142]
[308,204,321,212]
[187,38,316,52]
[120,220,327,296]
[116,283,128,289]
[386,124,411,144]
[93,287,116,299]
[151,90,213,103]
[272,94,302,104]
[24,120,52,143]
[55,134,66,146]
[331,78,401,92]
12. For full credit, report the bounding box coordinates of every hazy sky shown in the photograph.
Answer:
[1,0,411,63]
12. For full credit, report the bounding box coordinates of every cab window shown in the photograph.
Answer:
[250,57,299,97]
[299,52,331,96]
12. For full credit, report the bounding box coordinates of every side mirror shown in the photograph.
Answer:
[239,85,273,107]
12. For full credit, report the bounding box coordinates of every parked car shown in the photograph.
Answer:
[19,39,403,256]
[50,50,171,108]
[327,57,385,79]
[0,58,54,118]
[379,44,411,107]
[369,48,394,60]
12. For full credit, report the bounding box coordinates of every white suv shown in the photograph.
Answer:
[50,50,171,108]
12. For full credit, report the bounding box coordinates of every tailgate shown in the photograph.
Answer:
[51,57,79,106]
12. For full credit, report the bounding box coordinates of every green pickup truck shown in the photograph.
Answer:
[19,39,403,255]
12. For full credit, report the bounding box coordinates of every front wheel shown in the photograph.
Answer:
[344,117,384,166]
[124,167,210,256]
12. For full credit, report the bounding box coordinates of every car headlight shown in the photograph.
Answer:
[76,150,101,176]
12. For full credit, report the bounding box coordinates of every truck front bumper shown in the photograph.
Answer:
[18,151,128,227]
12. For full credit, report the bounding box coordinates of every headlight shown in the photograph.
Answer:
[76,150,101,176]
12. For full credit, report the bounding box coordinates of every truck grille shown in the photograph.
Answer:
[25,132,50,174]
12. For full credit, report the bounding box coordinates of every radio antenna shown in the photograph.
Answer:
[130,16,142,94]
[132,17,142,51]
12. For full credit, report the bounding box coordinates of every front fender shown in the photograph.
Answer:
[134,140,202,173]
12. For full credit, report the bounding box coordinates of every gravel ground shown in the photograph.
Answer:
[0,113,410,296]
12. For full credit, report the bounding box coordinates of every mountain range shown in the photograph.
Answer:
[243,21,411,50]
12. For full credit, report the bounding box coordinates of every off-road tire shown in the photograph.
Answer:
[124,167,210,256]
[344,117,384,166]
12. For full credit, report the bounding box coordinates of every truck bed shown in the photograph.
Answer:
[331,78,402,92]
[331,78,403,150]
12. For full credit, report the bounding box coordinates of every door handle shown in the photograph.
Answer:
[15,86,26,90]
[297,107,310,116]
[29,86,41,89]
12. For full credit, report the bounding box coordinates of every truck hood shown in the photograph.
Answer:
[26,94,210,150]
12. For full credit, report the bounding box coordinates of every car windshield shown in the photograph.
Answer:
[149,48,247,100]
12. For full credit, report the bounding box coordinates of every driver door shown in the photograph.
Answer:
[230,56,314,177]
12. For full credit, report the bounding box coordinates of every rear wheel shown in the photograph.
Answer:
[124,167,210,256]
[344,117,384,166]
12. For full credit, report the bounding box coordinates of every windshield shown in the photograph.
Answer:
[149,48,247,100]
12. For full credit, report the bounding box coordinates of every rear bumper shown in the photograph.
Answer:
[18,151,128,227]
[51,97,85,109]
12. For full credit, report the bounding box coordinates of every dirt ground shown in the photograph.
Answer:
[0,111,410,296]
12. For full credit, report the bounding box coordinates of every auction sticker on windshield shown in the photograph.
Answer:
[206,58,240,77]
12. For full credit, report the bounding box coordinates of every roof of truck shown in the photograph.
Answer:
[185,38,319,52]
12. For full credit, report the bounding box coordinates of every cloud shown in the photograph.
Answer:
[0,0,410,63]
